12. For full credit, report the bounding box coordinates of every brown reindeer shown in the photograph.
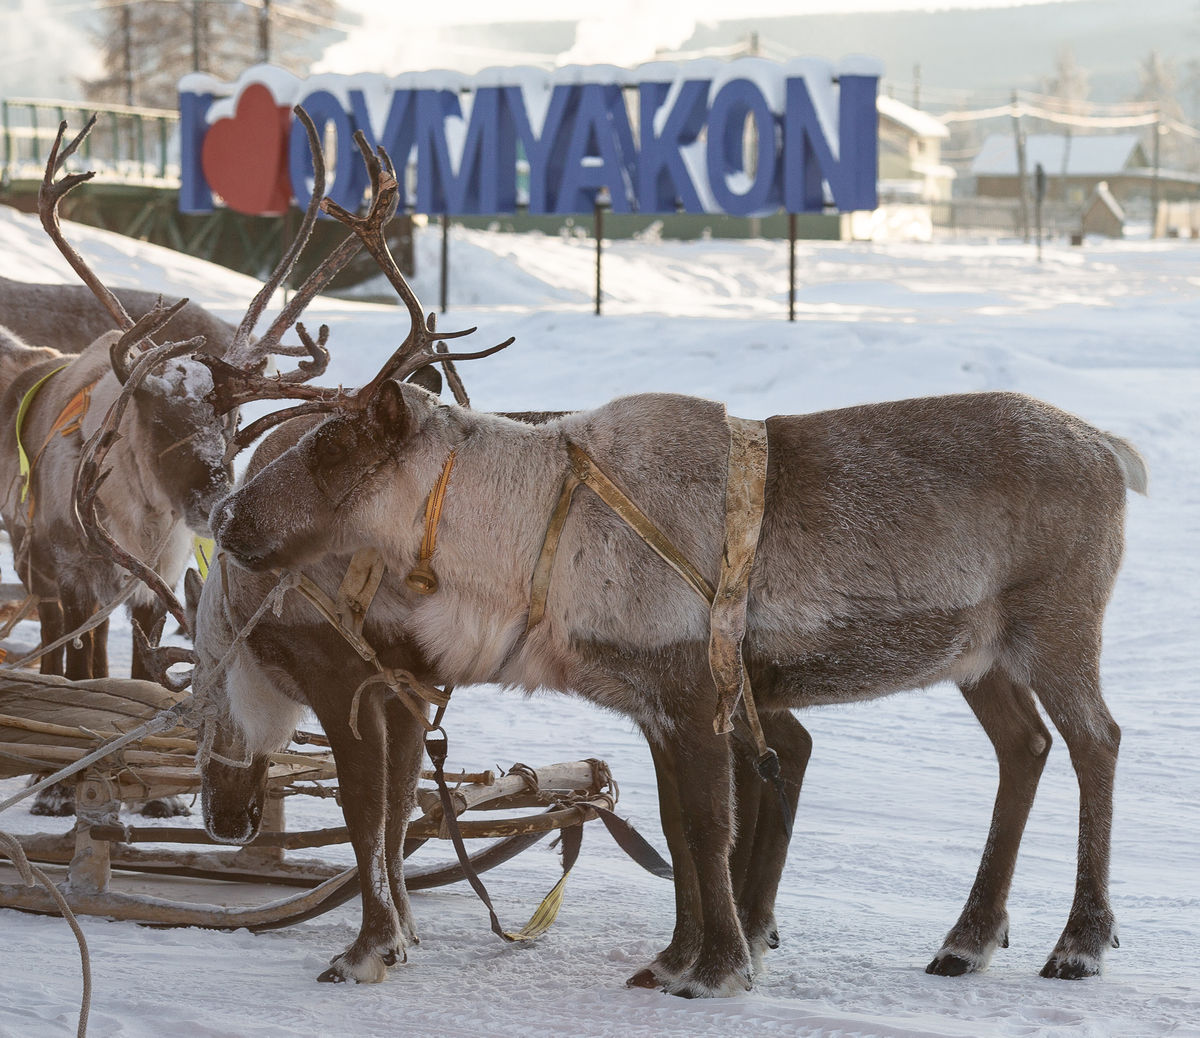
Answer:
[184,132,808,984]
[207,162,1146,993]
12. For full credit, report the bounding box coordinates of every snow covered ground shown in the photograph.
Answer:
[0,205,1196,1038]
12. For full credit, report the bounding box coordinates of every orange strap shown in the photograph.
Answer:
[24,381,97,521]
[405,450,456,595]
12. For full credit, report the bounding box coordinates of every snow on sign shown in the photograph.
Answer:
[178,58,880,219]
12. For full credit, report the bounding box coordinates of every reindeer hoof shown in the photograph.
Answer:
[765,929,780,949]
[1040,956,1100,980]
[926,953,974,977]
[317,967,350,983]
[29,800,74,817]
[625,967,662,990]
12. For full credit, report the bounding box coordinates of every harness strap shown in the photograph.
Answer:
[406,450,456,595]
[283,551,449,732]
[528,424,791,836]
[425,724,582,942]
[710,416,770,737]
[16,367,96,506]
[565,441,716,603]
[526,470,581,632]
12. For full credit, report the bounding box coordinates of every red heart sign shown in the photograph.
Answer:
[201,83,293,216]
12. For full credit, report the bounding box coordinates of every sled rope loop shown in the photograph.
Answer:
[0,832,91,1038]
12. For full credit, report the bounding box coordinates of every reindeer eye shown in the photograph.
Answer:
[316,424,355,464]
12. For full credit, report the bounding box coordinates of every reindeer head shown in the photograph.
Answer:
[214,377,445,571]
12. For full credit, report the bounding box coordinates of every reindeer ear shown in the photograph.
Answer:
[370,378,409,437]
[406,364,442,397]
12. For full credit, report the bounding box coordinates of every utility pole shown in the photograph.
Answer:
[1151,107,1162,238]
[192,0,203,72]
[913,63,921,110]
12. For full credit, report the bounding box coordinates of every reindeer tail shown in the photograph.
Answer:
[1103,433,1149,496]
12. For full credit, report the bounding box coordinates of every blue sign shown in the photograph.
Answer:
[179,59,879,218]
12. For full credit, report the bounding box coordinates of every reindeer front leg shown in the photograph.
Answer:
[626,735,704,990]
[665,720,750,997]
[59,582,99,680]
[311,684,411,983]
[636,711,750,998]
[383,693,425,949]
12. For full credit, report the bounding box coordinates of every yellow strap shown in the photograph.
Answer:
[192,537,214,580]
[15,364,68,504]
[503,870,572,941]
[405,450,456,595]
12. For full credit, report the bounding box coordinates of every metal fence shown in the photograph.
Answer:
[930,197,1081,239]
[1,98,179,185]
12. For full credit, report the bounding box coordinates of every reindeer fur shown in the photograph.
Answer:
[0,275,237,357]
[212,384,1144,995]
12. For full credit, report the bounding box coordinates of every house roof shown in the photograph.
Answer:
[970,133,1145,176]
[877,95,949,139]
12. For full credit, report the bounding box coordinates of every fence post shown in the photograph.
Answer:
[440,213,449,314]
[788,211,797,322]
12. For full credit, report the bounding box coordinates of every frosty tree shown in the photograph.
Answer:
[84,0,347,109]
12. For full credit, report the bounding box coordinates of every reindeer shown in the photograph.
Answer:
[208,144,1146,994]
[180,131,809,984]
[0,273,237,357]
[0,112,346,815]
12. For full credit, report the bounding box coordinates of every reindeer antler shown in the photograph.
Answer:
[132,616,196,694]
[71,303,203,633]
[200,116,514,456]
[320,143,514,403]
[39,117,134,333]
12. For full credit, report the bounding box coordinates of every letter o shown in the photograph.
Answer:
[289,90,365,215]
[705,80,781,216]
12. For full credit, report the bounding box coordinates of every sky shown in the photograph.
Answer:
[320,0,1077,75]
[0,0,1084,102]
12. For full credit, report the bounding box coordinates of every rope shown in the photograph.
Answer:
[0,832,91,1038]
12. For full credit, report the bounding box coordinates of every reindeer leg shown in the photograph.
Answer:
[383,693,424,949]
[130,602,163,681]
[59,585,96,681]
[660,719,750,998]
[36,599,65,676]
[928,668,1052,976]
[90,616,109,678]
[731,711,810,976]
[626,735,703,990]
[29,594,78,815]
[311,683,410,983]
[1028,645,1120,980]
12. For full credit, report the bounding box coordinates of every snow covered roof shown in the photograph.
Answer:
[877,94,949,139]
[971,133,1145,176]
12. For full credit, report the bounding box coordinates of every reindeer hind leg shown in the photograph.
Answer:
[1027,644,1120,980]
[732,711,810,976]
[928,668,1052,976]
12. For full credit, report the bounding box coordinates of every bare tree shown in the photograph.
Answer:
[1038,47,1091,199]
[84,0,348,110]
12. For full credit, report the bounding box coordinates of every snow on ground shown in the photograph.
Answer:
[0,204,1197,1037]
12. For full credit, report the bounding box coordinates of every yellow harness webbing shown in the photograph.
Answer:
[16,367,96,506]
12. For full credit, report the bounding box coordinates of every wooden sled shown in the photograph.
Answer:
[0,671,619,930]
